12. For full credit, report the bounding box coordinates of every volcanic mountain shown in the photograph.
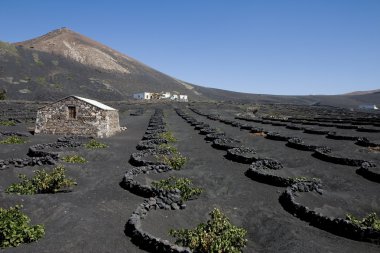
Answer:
[0,27,204,101]
[0,27,379,107]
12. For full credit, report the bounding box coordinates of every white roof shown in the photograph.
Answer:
[74,96,117,111]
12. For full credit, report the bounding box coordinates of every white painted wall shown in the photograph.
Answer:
[179,95,188,101]
[161,92,171,99]
[170,94,179,100]
[133,92,152,100]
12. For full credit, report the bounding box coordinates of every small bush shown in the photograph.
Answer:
[0,90,5,100]
[0,120,16,126]
[158,131,177,143]
[346,212,380,231]
[35,76,47,85]
[170,208,248,253]
[156,151,187,170]
[85,139,108,149]
[152,176,203,201]
[157,143,178,153]
[0,205,45,248]
[0,136,27,144]
[6,166,77,194]
[62,155,87,163]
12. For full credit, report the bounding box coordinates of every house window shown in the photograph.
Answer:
[68,106,76,119]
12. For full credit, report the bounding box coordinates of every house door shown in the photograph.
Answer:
[68,106,76,119]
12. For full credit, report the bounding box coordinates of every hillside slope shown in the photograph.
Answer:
[0,28,204,101]
[0,28,379,107]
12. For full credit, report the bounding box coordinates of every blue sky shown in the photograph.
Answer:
[1,0,379,95]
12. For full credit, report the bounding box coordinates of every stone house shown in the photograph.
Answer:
[35,96,120,138]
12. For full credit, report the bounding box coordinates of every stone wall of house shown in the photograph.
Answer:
[104,110,120,137]
[35,97,120,138]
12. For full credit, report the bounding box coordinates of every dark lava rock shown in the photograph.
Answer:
[250,127,265,133]
[304,128,330,135]
[326,132,358,141]
[226,147,258,164]
[212,138,241,150]
[252,159,283,170]
[287,137,320,151]
[136,139,168,150]
[266,132,292,141]
[205,132,226,141]
[199,127,220,135]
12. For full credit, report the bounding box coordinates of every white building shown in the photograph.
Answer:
[133,91,188,102]
[170,94,179,100]
[179,95,188,101]
[359,104,378,110]
[133,92,152,100]
[160,92,171,99]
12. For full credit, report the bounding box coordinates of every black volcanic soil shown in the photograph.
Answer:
[139,107,380,252]
[1,110,151,253]
[1,102,380,253]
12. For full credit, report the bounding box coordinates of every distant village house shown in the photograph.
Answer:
[133,91,188,102]
[161,92,171,99]
[35,96,120,138]
[133,92,152,100]
[179,95,188,101]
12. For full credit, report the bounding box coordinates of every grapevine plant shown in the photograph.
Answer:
[0,205,44,248]
[158,131,177,143]
[170,208,248,253]
[6,166,77,194]
[152,176,203,201]
[62,155,87,163]
[0,120,16,126]
[346,212,380,231]
[84,139,108,149]
[0,136,27,144]
[157,143,178,153]
[155,151,187,170]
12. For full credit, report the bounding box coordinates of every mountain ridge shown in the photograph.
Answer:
[0,28,379,108]
[1,27,205,101]
[14,27,140,74]
[343,89,380,96]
